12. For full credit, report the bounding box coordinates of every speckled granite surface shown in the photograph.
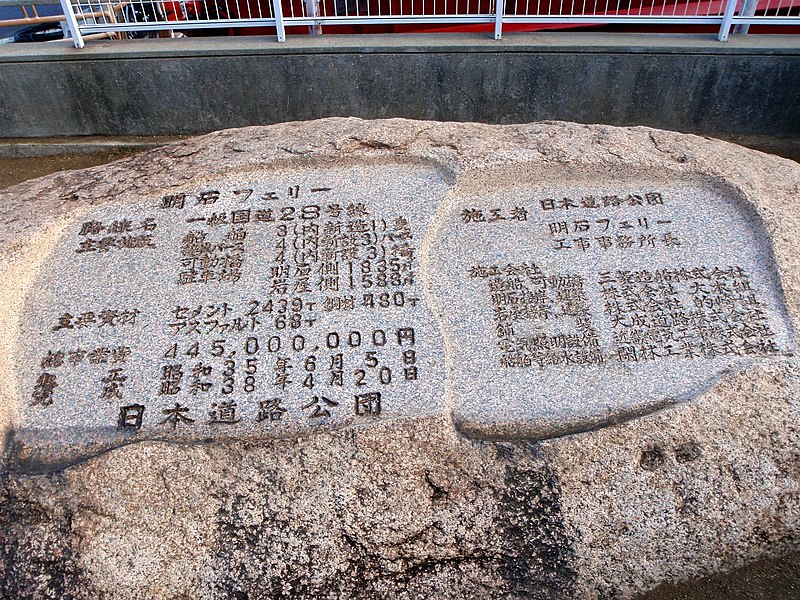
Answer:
[0,119,797,599]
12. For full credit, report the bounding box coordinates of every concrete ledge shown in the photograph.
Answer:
[2,33,800,60]
[1,33,798,137]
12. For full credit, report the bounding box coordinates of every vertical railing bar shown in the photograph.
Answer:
[59,0,86,46]
[305,0,321,32]
[105,2,118,33]
[494,0,502,37]
[220,0,231,23]
[718,0,738,39]
[734,0,760,31]
[272,0,285,40]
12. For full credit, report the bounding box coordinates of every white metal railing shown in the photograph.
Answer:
[0,0,124,42]
[55,0,800,47]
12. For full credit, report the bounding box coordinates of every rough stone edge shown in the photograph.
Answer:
[1,118,799,598]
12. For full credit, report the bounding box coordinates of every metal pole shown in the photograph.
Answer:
[494,0,503,39]
[717,0,738,41]
[733,0,755,34]
[58,0,86,47]
[272,0,286,41]
[305,0,322,33]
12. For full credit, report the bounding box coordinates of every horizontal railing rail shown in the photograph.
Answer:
[54,0,800,47]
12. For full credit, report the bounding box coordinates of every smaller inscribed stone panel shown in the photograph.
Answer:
[429,180,795,439]
[17,164,448,462]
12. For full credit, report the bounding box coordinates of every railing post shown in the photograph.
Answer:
[305,0,322,34]
[272,0,286,41]
[718,0,739,41]
[733,0,756,34]
[58,0,85,48]
[494,0,504,39]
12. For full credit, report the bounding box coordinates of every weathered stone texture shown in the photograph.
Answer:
[0,118,798,598]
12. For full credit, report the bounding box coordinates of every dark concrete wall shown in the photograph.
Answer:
[1,33,798,138]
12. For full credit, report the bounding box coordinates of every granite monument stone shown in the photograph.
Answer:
[0,119,798,599]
